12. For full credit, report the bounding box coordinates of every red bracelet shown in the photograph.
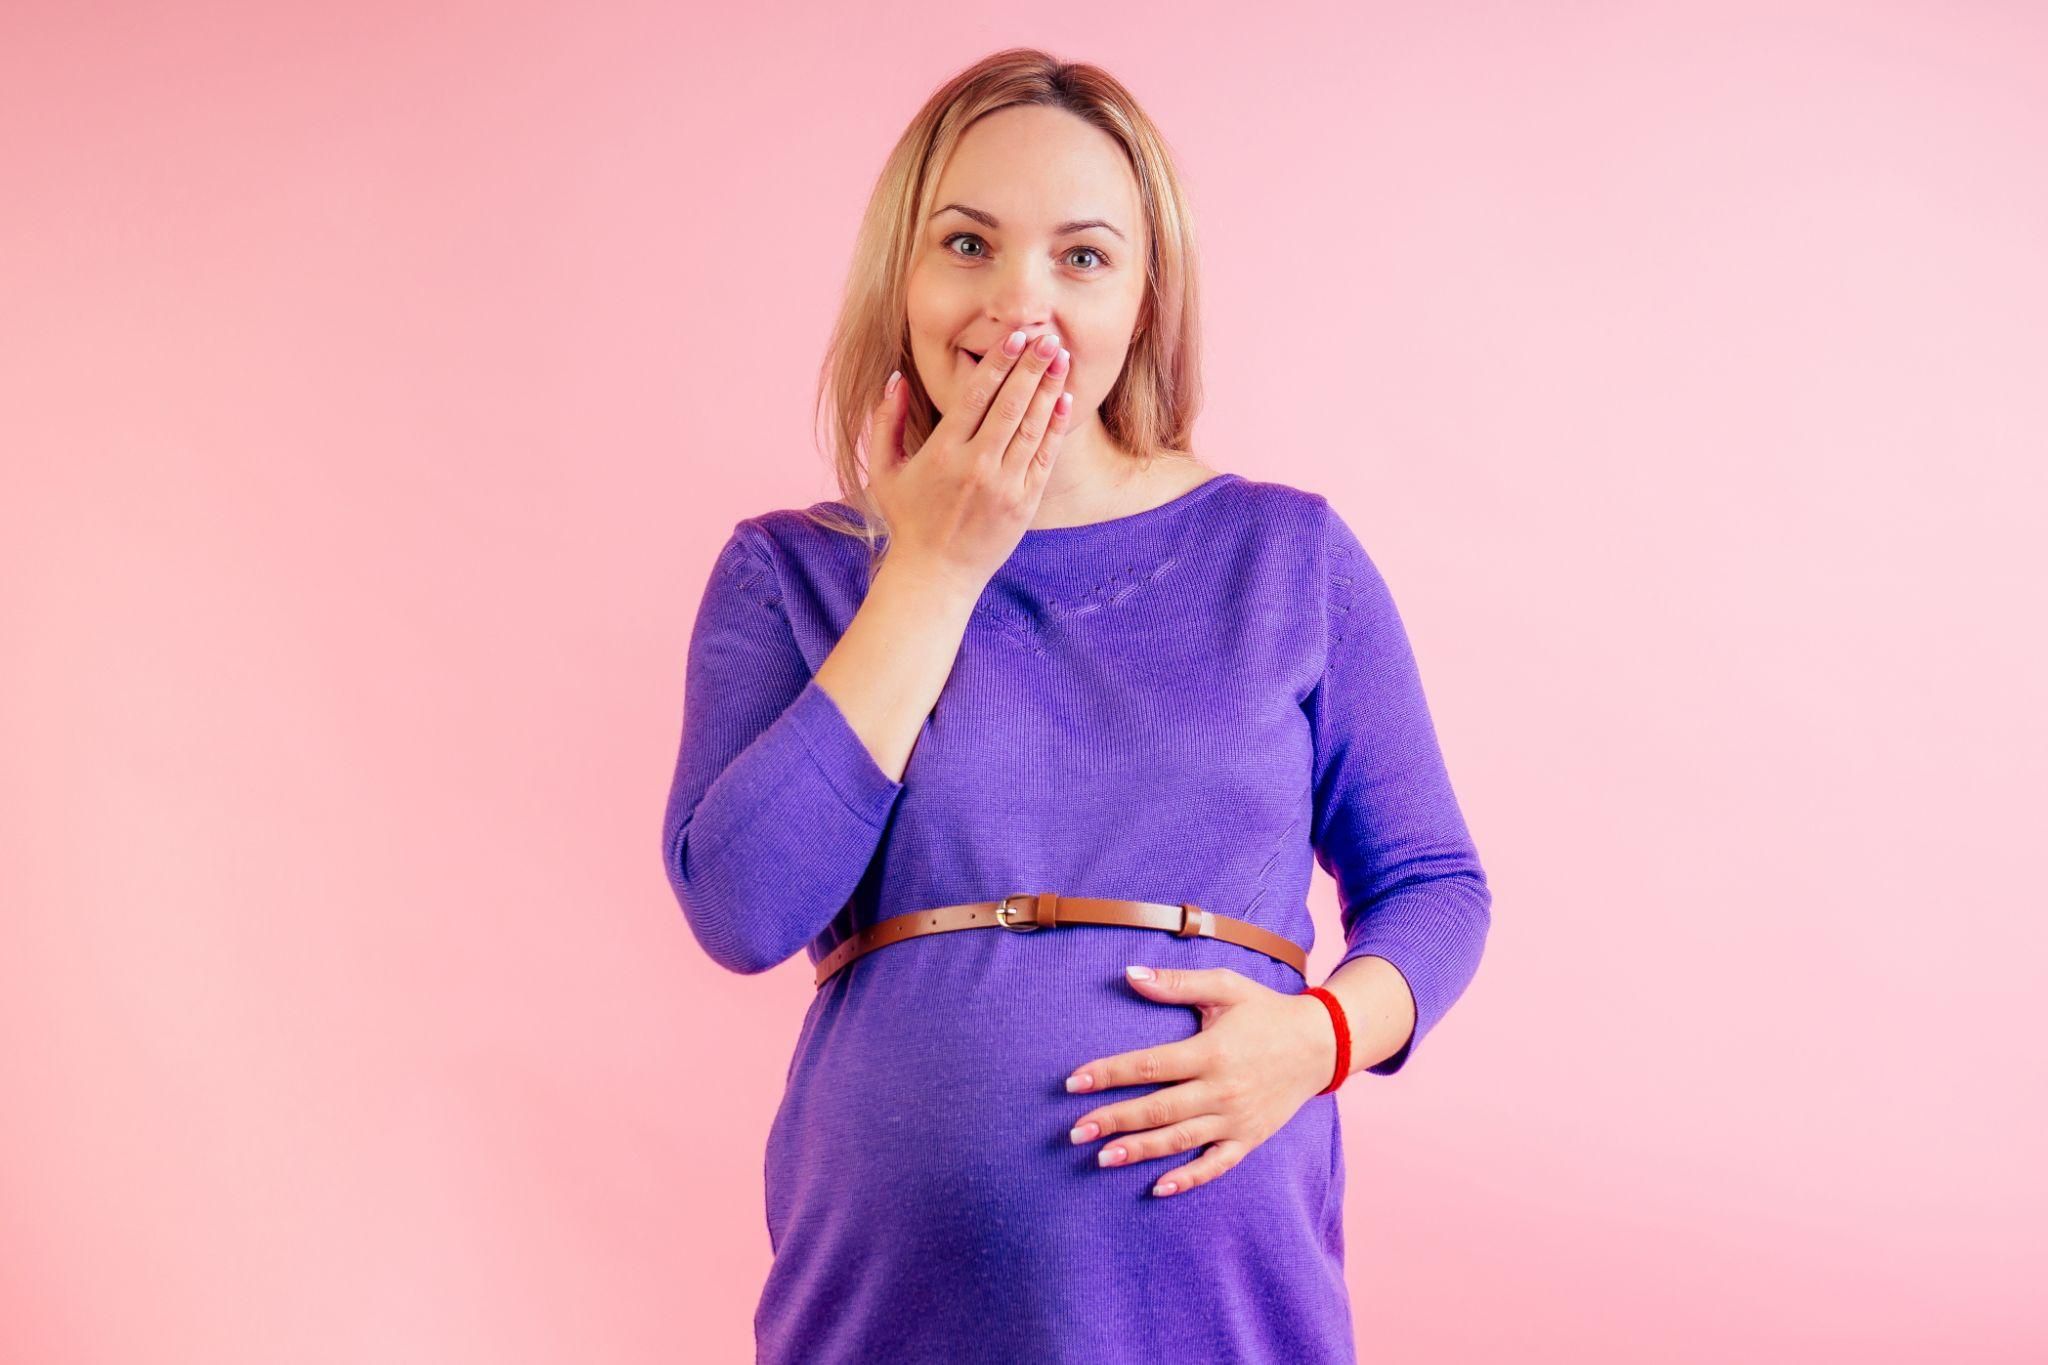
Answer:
[1303,986,1352,1095]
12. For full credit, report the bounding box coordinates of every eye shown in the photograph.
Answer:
[940,232,1111,272]
[941,231,989,260]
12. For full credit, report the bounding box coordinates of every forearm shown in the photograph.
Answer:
[1316,953,1417,1077]
[813,551,983,782]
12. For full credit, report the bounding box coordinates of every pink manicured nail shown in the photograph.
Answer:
[1069,1122,1099,1144]
[1003,330,1028,356]
[1154,1181,1177,1196]
[1099,1146,1126,1167]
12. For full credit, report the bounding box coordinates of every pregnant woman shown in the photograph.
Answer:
[661,47,1492,1364]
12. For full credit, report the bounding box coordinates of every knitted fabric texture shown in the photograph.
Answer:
[661,472,1490,1364]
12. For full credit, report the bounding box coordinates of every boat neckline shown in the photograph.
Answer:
[1013,470,1241,541]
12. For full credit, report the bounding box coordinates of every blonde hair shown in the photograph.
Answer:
[805,47,1206,572]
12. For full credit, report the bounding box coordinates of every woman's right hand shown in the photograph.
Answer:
[863,328,1074,590]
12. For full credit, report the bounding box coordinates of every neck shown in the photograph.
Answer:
[1033,416,1152,525]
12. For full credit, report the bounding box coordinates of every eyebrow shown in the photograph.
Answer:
[930,202,1126,242]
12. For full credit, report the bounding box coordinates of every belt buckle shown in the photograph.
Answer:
[994,895,1041,932]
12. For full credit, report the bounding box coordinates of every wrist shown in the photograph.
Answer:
[873,546,986,615]
[872,544,983,609]
[1294,991,1346,1095]
[1317,954,1416,1076]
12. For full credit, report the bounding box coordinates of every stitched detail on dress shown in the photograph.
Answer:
[720,534,782,610]
[971,555,1182,654]
[1045,556,1181,620]
[1237,811,1302,920]
[1325,518,1356,668]
[971,596,1047,656]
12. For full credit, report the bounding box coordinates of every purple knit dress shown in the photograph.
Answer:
[661,472,1490,1363]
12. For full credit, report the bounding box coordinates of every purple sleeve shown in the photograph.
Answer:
[661,523,905,974]
[1306,500,1492,1075]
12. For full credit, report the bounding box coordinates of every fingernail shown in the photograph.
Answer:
[1126,965,1154,981]
[885,370,899,396]
[1154,1181,1177,1196]
[1069,1122,1099,1144]
[1098,1145,1126,1167]
[1003,330,1028,356]
[1066,1071,1093,1092]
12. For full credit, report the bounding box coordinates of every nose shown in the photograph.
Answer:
[980,260,1059,338]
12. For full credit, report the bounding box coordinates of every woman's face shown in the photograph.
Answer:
[905,104,1149,428]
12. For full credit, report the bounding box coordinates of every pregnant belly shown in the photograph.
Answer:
[762,918,1331,1252]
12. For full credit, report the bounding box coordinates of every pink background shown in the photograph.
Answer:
[4,3,2043,1361]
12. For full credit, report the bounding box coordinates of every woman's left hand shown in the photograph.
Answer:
[1064,964,1338,1198]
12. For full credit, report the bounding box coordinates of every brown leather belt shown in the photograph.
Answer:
[813,893,1307,990]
